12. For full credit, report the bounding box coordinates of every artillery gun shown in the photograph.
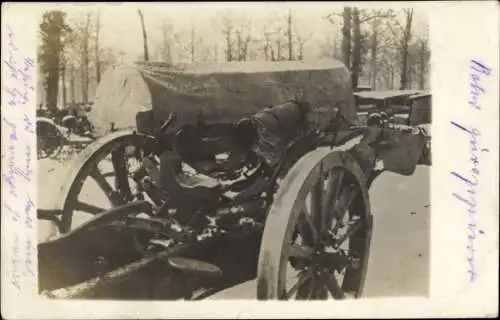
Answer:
[37,59,431,300]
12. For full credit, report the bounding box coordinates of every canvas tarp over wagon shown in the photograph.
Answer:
[88,59,359,137]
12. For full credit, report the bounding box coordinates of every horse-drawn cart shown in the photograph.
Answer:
[37,59,431,300]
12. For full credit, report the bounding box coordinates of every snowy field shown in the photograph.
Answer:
[37,149,430,298]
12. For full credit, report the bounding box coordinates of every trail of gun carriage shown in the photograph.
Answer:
[37,57,431,301]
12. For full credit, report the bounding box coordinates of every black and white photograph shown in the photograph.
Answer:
[33,3,433,301]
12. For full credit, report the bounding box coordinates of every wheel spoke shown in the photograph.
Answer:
[90,166,125,206]
[306,277,317,299]
[289,244,315,260]
[310,174,324,230]
[299,206,319,243]
[90,166,114,201]
[101,171,115,178]
[75,201,106,215]
[338,185,359,217]
[324,170,345,227]
[112,147,134,201]
[322,272,346,300]
[322,170,345,231]
[284,270,312,299]
[333,219,364,249]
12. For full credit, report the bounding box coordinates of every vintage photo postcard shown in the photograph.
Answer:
[1,1,498,319]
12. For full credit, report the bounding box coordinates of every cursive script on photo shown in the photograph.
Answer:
[10,232,36,291]
[468,59,492,110]
[450,59,492,283]
[2,24,37,291]
[3,25,35,107]
[2,118,34,195]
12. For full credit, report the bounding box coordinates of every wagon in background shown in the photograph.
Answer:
[354,90,432,126]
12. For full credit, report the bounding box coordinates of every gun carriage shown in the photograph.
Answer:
[36,110,96,159]
[37,59,431,300]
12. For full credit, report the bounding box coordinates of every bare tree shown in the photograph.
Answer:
[94,12,102,83]
[296,34,305,60]
[341,7,352,68]
[69,66,75,103]
[60,62,67,106]
[190,25,195,62]
[38,10,72,110]
[221,16,234,62]
[369,12,381,89]
[386,8,414,89]
[351,8,362,89]
[399,9,414,89]
[78,12,92,103]
[287,8,293,60]
[417,28,430,89]
[138,9,149,61]
[327,8,396,88]
[155,19,182,62]
[263,31,272,61]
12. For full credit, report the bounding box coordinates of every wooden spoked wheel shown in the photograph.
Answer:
[257,148,373,300]
[56,131,160,233]
[37,122,64,159]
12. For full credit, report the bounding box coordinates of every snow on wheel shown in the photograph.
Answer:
[257,148,373,300]
[52,130,161,233]
[37,117,65,159]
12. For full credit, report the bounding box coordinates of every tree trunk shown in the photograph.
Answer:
[370,17,378,90]
[298,39,304,60]
[70,66,75,103]
[390,65,394,89]
[236,30,242,61]
[400,50,408,90]
[138,10,149,61]
[95,13,101,84]
[288,8,293,61]
[341,7,352,68]
[242,35,250,61]
[408,63,413,89]
[46,67,59,111]
[190,26,195,62]
[351,8,362,89]
[264,33,270,61]
[277,39,282,61]
[418,41,426,89]
[225,29,233,62]
[399,9,413,90]
[61,64,67,106]
[81,13,91,104]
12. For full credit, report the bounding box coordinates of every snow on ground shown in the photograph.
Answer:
[37,148,430,298]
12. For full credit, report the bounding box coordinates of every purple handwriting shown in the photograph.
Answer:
[24,193,35,229]
[11,234,22,291]
[469,60,491,110]
[3,25,35,107]
[9,232,35,290]
[2,25,37,291]
[451,59,491,283]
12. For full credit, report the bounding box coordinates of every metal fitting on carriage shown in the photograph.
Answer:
[93,256,110,278]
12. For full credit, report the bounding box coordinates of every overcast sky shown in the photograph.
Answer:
[39,2,429,62]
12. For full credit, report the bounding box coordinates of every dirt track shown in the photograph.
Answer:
[37,155,430,299]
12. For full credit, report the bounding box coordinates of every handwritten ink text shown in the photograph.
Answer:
[451,59,491,283]
[469,60,492,110]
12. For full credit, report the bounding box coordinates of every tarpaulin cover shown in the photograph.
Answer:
[89,59,357,137]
